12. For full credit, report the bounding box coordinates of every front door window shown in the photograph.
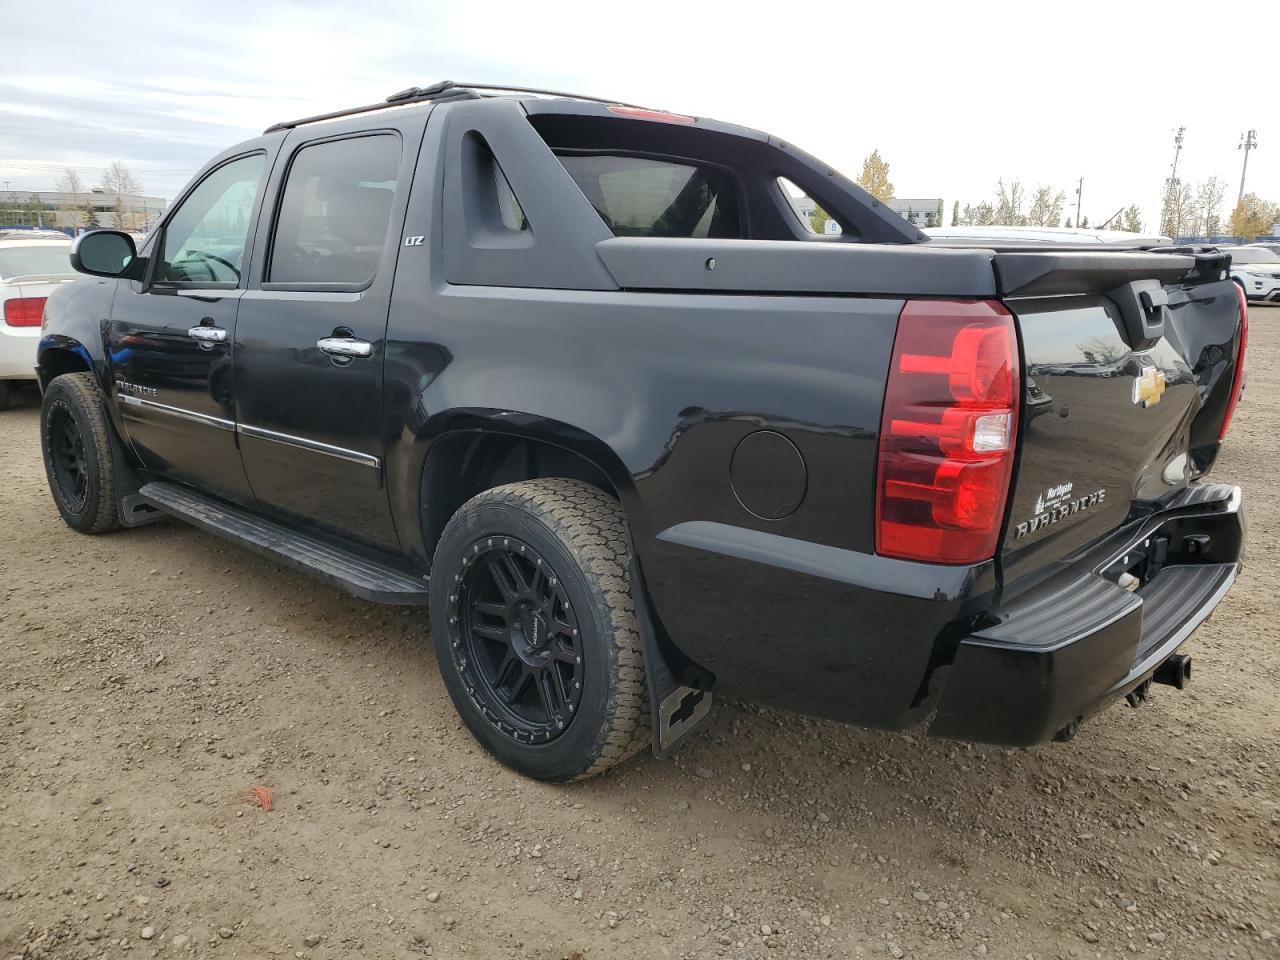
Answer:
[156,154,265,285]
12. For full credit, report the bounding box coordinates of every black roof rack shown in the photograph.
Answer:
[264,80,641,134]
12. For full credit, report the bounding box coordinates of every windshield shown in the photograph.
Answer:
[0,243,73,280]
[1231,248,1280,265]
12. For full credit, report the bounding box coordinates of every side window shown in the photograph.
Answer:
[777,177,842,236]
[268,134,400,286]
[157,154,265,284]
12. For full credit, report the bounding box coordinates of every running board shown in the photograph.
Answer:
[137,481,430,605]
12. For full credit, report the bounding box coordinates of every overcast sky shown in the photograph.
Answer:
[2,0,1277,231]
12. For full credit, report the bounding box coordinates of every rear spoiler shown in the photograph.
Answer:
[997,246,1233,350]
[995,246,1231,297]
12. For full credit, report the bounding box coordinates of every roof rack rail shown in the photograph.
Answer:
[264,80,642,134]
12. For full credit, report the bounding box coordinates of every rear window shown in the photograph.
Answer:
[1231,247,1279,264]
[556,153,740,239]
[0,244,72,279]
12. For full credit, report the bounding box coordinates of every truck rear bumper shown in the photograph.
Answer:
[929,483,1244,745]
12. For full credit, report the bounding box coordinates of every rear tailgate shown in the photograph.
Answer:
[995,248,1244,587]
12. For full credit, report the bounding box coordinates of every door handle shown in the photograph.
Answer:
[317,336,372,359]
[187,325,227,344]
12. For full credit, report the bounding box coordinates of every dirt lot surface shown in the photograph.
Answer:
[3,308,1278,960]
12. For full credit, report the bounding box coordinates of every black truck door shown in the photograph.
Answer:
[108,152,270,502]
[233,119,423,551]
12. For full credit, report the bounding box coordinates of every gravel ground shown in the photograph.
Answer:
[3,307,1278,960]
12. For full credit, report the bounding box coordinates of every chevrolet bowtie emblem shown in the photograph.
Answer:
[1132,365,1167,407]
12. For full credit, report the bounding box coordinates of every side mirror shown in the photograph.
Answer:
[70,230,142,279]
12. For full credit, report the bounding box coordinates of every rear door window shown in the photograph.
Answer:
[268,134,400,286]
[556,153,741,238]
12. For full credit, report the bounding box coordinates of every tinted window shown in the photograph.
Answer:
[269,135,400,285]
[556,153,740,238]
[158,154,265,284]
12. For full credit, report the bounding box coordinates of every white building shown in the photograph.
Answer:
[0,188,167,232]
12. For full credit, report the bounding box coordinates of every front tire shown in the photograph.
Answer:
[429,479,650,782]
[40,373,122,534]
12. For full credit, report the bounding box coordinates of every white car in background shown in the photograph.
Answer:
[0,230,76,409]
[924,225,1173,247]
[1226,246,1280,303]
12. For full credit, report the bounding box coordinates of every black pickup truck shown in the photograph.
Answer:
[37,82,1247,781]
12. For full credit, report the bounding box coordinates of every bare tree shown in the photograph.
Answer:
[1026,186,1066,227]
[1194,177,1227,238]
[993,179,1026,226]
[52,169,87,227]
[100,161,143,230]
[1159,178,1194,239]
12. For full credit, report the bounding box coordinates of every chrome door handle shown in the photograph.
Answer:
[187,325,227,344]
[317,336,372,359]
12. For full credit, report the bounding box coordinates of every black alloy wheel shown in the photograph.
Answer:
[46,401,89,511]
[450,537,586,743]
[39,373,122,534]
[429,479,650,782]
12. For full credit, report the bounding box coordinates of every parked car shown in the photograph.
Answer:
[1226,245,1280,302]
[37,82,1247,781]
[0,229,75,409]
[925,225,1173,247]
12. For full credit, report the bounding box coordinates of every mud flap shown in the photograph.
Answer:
[103,409,163,528]
[628,556,715,757]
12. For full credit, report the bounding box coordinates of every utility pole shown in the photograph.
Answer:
[1161,127,1187,239]
[1075,177,1084,229]
[1170,127,1185,180]
[1237,129,1257,204]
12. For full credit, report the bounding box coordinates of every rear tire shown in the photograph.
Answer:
[0,380,11,411]
[429,479,650,782]
[40,373,122,534]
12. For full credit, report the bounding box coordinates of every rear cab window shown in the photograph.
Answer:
[555,154,741,238]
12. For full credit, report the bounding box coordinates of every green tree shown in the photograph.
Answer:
[1081,216,1089,228]
[1121,205,1143,233]
[1063,217,1072,228]
[856,149,894,203]
[951,200,960,226]
[84,203,100,228]
[807,204,833,234]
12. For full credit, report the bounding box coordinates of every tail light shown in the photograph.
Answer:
[1219,283,1248,441]
[3,297,47,327]
[876,300,1020,565]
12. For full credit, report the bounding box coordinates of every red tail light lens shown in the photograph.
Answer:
[876,300,1020,564]
[1219,283,1248,441]
[2,297,46,327]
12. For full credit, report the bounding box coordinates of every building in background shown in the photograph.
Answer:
[0,189,167,234]
[889,198,944,229]
[779,188,948,234]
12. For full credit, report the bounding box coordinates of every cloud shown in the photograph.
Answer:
[1,0,1276,232]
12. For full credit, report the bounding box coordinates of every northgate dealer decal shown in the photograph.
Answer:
[1013,485,1107,540]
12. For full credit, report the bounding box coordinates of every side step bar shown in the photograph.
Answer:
[137,481,430,605]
